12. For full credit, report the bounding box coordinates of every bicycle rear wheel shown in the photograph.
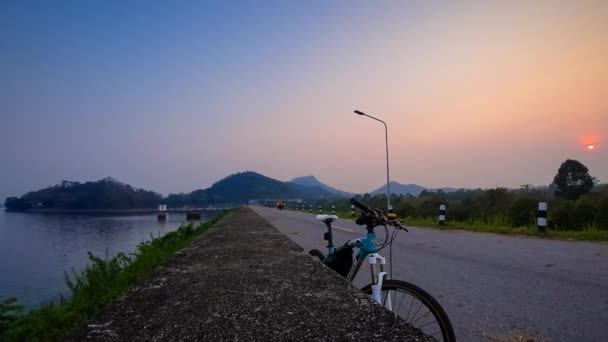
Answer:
[361,279,455,342]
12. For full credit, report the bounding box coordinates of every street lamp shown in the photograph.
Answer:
[354,110,392,214]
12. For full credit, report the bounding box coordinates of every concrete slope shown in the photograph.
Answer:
[64,208,433,342]
[251,206,608,342]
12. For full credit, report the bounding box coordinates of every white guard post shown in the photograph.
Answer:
[368,253,390,310]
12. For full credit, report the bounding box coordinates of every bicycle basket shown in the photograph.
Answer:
[326,247,353,278]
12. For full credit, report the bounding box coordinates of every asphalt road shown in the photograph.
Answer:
[251,206,608,342]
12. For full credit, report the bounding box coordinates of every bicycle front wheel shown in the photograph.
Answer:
[361,279,455,342]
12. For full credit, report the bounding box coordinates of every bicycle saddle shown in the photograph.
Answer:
[316,215,338,222]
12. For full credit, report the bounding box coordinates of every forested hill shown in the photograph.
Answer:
[164,171,333,207]
[4,178,162,211]
[4,172,335,211]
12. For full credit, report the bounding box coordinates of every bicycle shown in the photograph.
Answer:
[309,198,456,342]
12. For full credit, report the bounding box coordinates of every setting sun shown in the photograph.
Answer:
[587,145,595,150]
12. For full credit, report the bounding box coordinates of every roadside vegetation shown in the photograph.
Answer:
[0,211,229,342]
[296,159,608,241]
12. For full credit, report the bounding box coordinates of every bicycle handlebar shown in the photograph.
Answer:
[349,198,407,231]
[350,198,373,214]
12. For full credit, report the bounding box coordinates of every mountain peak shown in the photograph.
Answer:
[290,175,352,197]
[100,177,123,184]
[58,180,79,188]
[290,175,319,183]
[371,182,426,196]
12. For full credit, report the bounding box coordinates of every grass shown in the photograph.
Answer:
[403,217,608,241]
[286,208,608,242]
[0,210,230,342]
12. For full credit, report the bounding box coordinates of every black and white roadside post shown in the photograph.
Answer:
[309,205,312,213]
[332,205,336,215]
[438,204,446,225]
[318,205,322,213]
[351,204,355,217]
[537,202,547,233]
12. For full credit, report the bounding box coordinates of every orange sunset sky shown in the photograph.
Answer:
[1,1,606,197]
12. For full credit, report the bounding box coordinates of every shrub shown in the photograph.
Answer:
[417,198,445,218]
[595,199,608,230]
[508,198,537,227]
[477,188,514,218]
[571,199,597,229]
[0,298,23,334]
[446,201,471,222]
[549,200,575,230]
[394,201,417,218]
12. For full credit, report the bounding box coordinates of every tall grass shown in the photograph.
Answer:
[0,211,229,342]
[289,208,608,241]
[401,216,608,241]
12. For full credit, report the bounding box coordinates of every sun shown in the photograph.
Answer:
[587,145,595,150]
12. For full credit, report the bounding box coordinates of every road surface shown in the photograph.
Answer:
[251,206,608,342]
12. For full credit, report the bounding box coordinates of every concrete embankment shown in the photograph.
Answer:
[64,207,432,342]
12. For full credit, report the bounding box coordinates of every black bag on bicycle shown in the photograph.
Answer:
[325,247,353,278]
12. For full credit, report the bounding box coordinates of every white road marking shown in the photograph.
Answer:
[333,226,354,233]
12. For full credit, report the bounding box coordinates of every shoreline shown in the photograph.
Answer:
[3,208,226,214]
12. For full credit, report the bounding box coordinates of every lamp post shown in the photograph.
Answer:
[354,110,392,214]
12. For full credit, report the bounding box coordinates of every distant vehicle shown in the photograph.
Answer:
[277,200,284,210]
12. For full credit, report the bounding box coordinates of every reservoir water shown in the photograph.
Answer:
[0,210,213,310]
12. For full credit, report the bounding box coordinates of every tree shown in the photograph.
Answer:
[4,197,32,211]
[553,159,594,200]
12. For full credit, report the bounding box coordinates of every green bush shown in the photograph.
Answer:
[572,199,597,229]
[394,201,417,218]
[595,199,608,230]
[549,200,575,230]
[477,188,513,218]
[508,198,537,227]
[446,201,471,222]
[417,198,444,218]
[0,298,23,335]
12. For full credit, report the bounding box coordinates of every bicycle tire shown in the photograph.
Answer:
[308,249,325,262]
[361,279,456,342]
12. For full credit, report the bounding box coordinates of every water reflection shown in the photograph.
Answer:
[0,210,212,309]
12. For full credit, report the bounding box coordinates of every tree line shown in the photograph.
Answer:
[322,159,608,231]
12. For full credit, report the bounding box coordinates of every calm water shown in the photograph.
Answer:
[0,210,212,309]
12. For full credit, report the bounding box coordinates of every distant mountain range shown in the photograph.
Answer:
[290,176,459,197]
[289,176,354,197]
[164,171,334,207]
[5,171,464,211]
[370,181,459,196]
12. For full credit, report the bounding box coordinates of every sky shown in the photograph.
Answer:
[1,0,607,199]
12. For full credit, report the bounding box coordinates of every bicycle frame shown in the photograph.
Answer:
[325,228,391,308]
[313,204,455,341]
